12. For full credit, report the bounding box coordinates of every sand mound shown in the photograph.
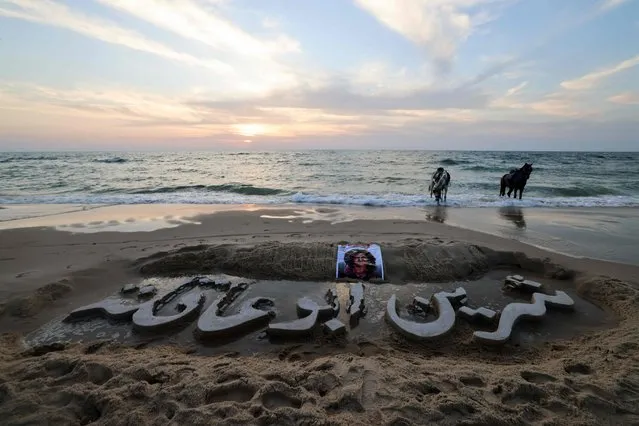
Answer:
[1,280,73,318]
[136,241,574,283]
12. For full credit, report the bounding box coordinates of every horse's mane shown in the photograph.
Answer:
[432,170,449,192]
[510,163,531,180]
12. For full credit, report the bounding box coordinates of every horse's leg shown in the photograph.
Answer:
[500,177,505,196]
[519,187,523,200]
[507,186,513,197]
[443,187,447,202]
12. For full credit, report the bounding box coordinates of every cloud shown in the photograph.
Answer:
[191,77,489,112]
[490,84,595,118]
[262,17,281,29]
[490,81,529,108]
[0,82,216,124]
[608,92,639,104]
[464,1,633,87]
[353,0,508,70]
[526,98,584,117]
[561,55,639,90]
[0,0,232,73]
[94,0,303,96]
[505,81,528,97]
[96,0,300,56]
[3,80,638,150]
[600,0,633,10]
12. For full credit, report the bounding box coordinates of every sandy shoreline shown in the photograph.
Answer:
[2,203,637,266]
[1,205,638,425]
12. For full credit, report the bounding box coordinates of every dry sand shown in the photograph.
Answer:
[1,205,638,425]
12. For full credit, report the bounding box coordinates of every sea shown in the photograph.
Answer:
[1,151,637,208]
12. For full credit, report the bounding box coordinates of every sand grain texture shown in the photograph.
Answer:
[1,208,639,425]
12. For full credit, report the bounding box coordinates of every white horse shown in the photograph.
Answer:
[429,167,451,205]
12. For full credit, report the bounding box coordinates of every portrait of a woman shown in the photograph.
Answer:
[342,248,377,281]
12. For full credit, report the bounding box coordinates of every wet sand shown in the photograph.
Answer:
[2,203,637,265]
[1,204,638,425]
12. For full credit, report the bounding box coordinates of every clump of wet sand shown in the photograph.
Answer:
[1,242,638,425]
[2,280,73,318]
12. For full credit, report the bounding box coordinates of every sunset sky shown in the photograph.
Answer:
[0,0,638,151]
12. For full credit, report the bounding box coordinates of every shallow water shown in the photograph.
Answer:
[2,151,638,207]
[26,271,615,355]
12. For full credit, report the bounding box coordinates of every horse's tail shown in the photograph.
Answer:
[499,175,506,196]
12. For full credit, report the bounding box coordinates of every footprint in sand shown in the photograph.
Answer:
[564,362,592,375]
[205,382,256,404]
[459,376,486,387]
[261,391,302,410]
[520,371,557,384]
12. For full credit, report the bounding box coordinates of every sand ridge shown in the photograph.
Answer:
[134,240,574,284]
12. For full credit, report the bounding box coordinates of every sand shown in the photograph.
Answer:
[1,205,638,425]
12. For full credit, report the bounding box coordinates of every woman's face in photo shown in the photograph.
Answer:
[353,252,368,267]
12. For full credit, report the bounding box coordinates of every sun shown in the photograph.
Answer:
[234,123,267,137]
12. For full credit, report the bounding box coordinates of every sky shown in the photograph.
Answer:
[0,0,638,151]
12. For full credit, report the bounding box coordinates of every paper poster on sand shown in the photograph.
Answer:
[336,244,384,281]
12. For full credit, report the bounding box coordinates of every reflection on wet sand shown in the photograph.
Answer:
[425,206,448,223]
[499,206,526,229]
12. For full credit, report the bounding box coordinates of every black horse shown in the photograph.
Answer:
[499,163,533,199]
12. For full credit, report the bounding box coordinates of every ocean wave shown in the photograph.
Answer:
[0,155,60,162]
[463,165,500,172]
[289,193,639,208]
[530,185,622,197]
[439,158,467,166]
[129,183,288,196]
[463,165,547,173]
[93,157,127,164]
[2,192,638,208]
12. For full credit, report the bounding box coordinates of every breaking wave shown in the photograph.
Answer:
[128,183,288,196]
[93,157,127,164]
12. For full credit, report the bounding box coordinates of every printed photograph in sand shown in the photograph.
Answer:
[336,244,384,281]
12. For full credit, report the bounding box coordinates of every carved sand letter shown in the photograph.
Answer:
[296,289,340,321]
[65,299,141,322]
[196,296,275,340]
[347,282,366,326]
[457,306,498,323]
[386,288,467,341]
[267,299,320,338]
[138,285,158,298]
[504,275,542,292]
[132,292,205,332]
[323,318,346,335]
[473,291,575,345]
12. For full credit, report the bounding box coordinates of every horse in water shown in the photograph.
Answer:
[429,167,451,205]
[500,163,533,199]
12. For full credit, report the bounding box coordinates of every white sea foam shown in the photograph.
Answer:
[2,192,638,208]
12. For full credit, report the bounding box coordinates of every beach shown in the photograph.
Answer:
[1,204,638,425]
